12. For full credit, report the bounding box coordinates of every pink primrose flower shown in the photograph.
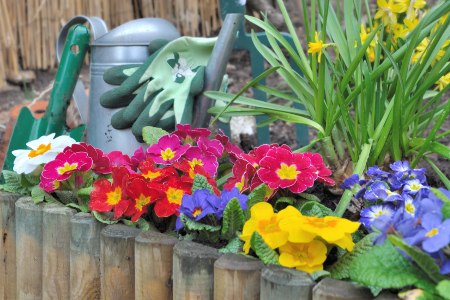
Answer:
[64,143,111,174]
[257,147,318,193]
[131,146,148,169]
[146,134,190,164]
[197,137,224,158]
[224,159,255,192]
[172,124,211,144]
[39,178,61,193]
[303,152,335,186]
[183,146,218,177]
[41,151,93,182]
[107,151,134,171]
[215,132,244,162]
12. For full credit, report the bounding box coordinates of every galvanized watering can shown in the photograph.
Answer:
[57,16,180,155]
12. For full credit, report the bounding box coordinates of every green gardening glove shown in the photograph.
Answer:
[99,37,217,141]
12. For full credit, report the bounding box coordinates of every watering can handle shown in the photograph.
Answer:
[56,16,109,124]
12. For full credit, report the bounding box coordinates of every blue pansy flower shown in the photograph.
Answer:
[360,204,395,229]
[176,189,216,230]
[209,188,248,219]
[416,212,450,253]
[403,179,429,195]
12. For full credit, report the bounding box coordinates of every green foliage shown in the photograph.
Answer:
[179,213,221,233]
[310,270,330,281]
[142,126,168,145]
[274,196,295,211]
[442,203,450,219]
[246,184,267,208]
[219,237,243,254]
[0,170,33,195]
[430,188,450,218]
[54,190,78,205]
[92,211,119,225]
[388,235,446,284]
[436,280,450,300]
[297,200,334,217]
[122,218,154,231]
[192,174,214,194]
[297,192,321,202]
[66,203,89,213]
[31,185,58,204]
[221,198,245,240]
[250,231,279,265]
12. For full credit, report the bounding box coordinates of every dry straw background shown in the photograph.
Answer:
[0,0,222,89]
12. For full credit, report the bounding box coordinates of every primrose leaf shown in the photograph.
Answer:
[192,174,214,194]
[221,198,245,240]
[250,231,279,265]
[442,203,450,219]
[92,211,119,225]
[0,170,29,195]
[180,213,221,233]
[298,192,321,202]
[142,126,169,145]
[54,190,77,205]
[23,173,41,186]
[329,233,376,280]
[66,203,89,213]
[388,235,446,283]
[436,280,450,300]
[247,184,267,208]
[297,200,334,217]
[349,239,433,289]
[219,236,244,254]
[274,197,295,211]
[31,185,45,204]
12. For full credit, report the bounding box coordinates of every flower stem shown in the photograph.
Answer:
[334,141,372,217]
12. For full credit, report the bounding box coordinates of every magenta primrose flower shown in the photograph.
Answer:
[183,146,218,177]
[172,124,211,144]
[197,137,224,158]
[257,147,318,193]
[147,134,190,164]
[40,152,93,192]
[64,142,111,174]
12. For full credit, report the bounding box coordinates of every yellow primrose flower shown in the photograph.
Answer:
[307,32,331,63]
[435,72,449,91]
[278,240,327,274]
[279,210,360,251]
[240,202,289,253]
[375,0,401,26]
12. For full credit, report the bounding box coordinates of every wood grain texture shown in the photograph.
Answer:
[312,277,373,300]
[15,197,44,300]
[42,204,76,300]
[214,253,263,300]
[100,224,141,300]
[0,192,21,300]
[173,240,221,300]
[70,213,105,300]
[135,230,178,300]
[260,265,315,300]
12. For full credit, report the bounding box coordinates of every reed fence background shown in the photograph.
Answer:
[0,0,221,89]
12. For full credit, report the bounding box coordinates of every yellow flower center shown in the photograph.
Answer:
[258,216,280,234]
[410,183,421,191]
[106,187,122,206]
[193,207,202,217]
[142,170,161,180]
[405,203,415,215]
[135,194,151,211]
[373,210,383,218]
[57,162,78,175]
[28,143,51,158]
[166,187,184,205]
[161,148,175,161]
[276,163,300,180]
[236,176,246,191]
[426,228,439,238]
[188,158,204,169]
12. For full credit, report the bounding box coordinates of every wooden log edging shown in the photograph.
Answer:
[70,212,105,300]
[0,191,21,300]
[0,192,399,299]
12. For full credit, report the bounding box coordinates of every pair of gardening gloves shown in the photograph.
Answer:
[100,37,217,141]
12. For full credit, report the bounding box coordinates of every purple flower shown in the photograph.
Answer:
[402,194,418,218]
[360,204,395,229]
[416,212,450,253]
[364,181,402,201]
[341,174,360,189]
[176,189,216,230]
[390,161,410,173]
[209,188,248,219]
[403,179,429,195]
[440,257,450,275]
[372,209,416,245]
[367,166,389,178]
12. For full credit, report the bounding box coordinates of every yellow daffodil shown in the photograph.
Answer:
[279,209,360,251]
[307,32,331,63]
[411,37,429,63]
[278,240,327,273]
[375,0,402,26]
[393,23,409,40]
[404,17,420,32]
[395,0,426,19]
[435,72,449,91]
[240,202,289,253]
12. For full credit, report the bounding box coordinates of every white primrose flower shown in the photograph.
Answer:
[12,133,77,174]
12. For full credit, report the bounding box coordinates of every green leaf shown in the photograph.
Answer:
[23,173,40,186]
[221,198,245,240]
[430,188,450,204]
[274,197,295,211]
[250,231,279,265]
[219,237,243,254]
[92,211,119,225]
[388,235,446,283]
[442,203,450,219]
[349,239,432,289]
[192,174,214,194]
[180,213,221,233]
[247,184,267,208]
[368,286,383,297]
[298,193,321,202]
[297,200,334,217]
[330,233,376,280]
[54,190,77,205]
[310,270,330,281]
[142,126,169,145]
[31,185,45,204]
[436,280,450,300]
[66,203,89,213]
[0,170,29,195]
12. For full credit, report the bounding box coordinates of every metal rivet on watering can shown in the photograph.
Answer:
[58,16,180,155]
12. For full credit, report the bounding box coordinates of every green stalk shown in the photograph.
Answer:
[335,142,372,217]
[321,136,340,169]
